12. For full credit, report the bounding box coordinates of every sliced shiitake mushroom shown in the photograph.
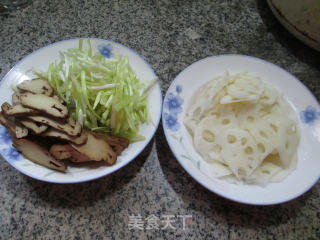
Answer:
[14,124,28,139]
[53,95,67,106]
[0,112,7,126]
[90,131,129,149]
[0,112,28,139]
[108,142,127,155]
[41,127,87,145]
[17,78,54,96]
[71,132,117,165]
[2,102,38,117]
[19,119,48,134]
[12,138,66,172]
[27,116,81,137]
[0,78,131,171]
[12,92,23,105]
[0,112,15,137]
[49,144,73,160]
[49,144,91,162]
[20,93,68,119]
[90,132,129,155]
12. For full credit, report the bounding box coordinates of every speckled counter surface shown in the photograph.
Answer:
[0,0,319,239]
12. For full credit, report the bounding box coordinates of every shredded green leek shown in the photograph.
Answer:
[35,39,156,141]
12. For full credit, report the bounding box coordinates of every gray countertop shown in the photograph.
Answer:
[0,0,319,239]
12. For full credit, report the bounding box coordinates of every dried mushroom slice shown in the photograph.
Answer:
[17,78,54,96]
[90,132,129,155]
[108,142,126,155]
[71,132,117,165]
[49,144,73,160]
[90,131,129,149]
[27,116,81,136]
[2,102,38,117]
[12,138,66,172]
[1,103,11,115]
[12,92,23,105]
[0,112,28,139]
[14,124,29,139]
[0,112,15,137]
[20,93,68,119]
[19,119,48,134]
[41,127,87,145]
[0,112,7,125]
[49,144,91,162]
[66,118,82,135]
[53,95,67,106]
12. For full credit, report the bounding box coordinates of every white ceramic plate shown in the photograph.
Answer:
[162,54,320,205]
[0,38,162,183]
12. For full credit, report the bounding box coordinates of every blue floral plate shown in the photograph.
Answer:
[0,38,162,183]
[162,54,320,205]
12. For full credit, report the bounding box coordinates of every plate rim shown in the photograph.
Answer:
[162,54,320,205]
[0,37,163,184]
[267,0,320,52]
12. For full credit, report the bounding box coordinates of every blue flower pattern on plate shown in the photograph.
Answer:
[164,92,184,115]
[163,112,180,132]
[164,85,183,131]
[0,127,12,144]
[98,44,113,58]
[1,148,20,161]
[163,85,200,169]
[300,105,320,125]
[176,85,182,93]
[0,126,21,161]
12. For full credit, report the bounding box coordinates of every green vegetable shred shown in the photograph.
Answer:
[35,39,156,142]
